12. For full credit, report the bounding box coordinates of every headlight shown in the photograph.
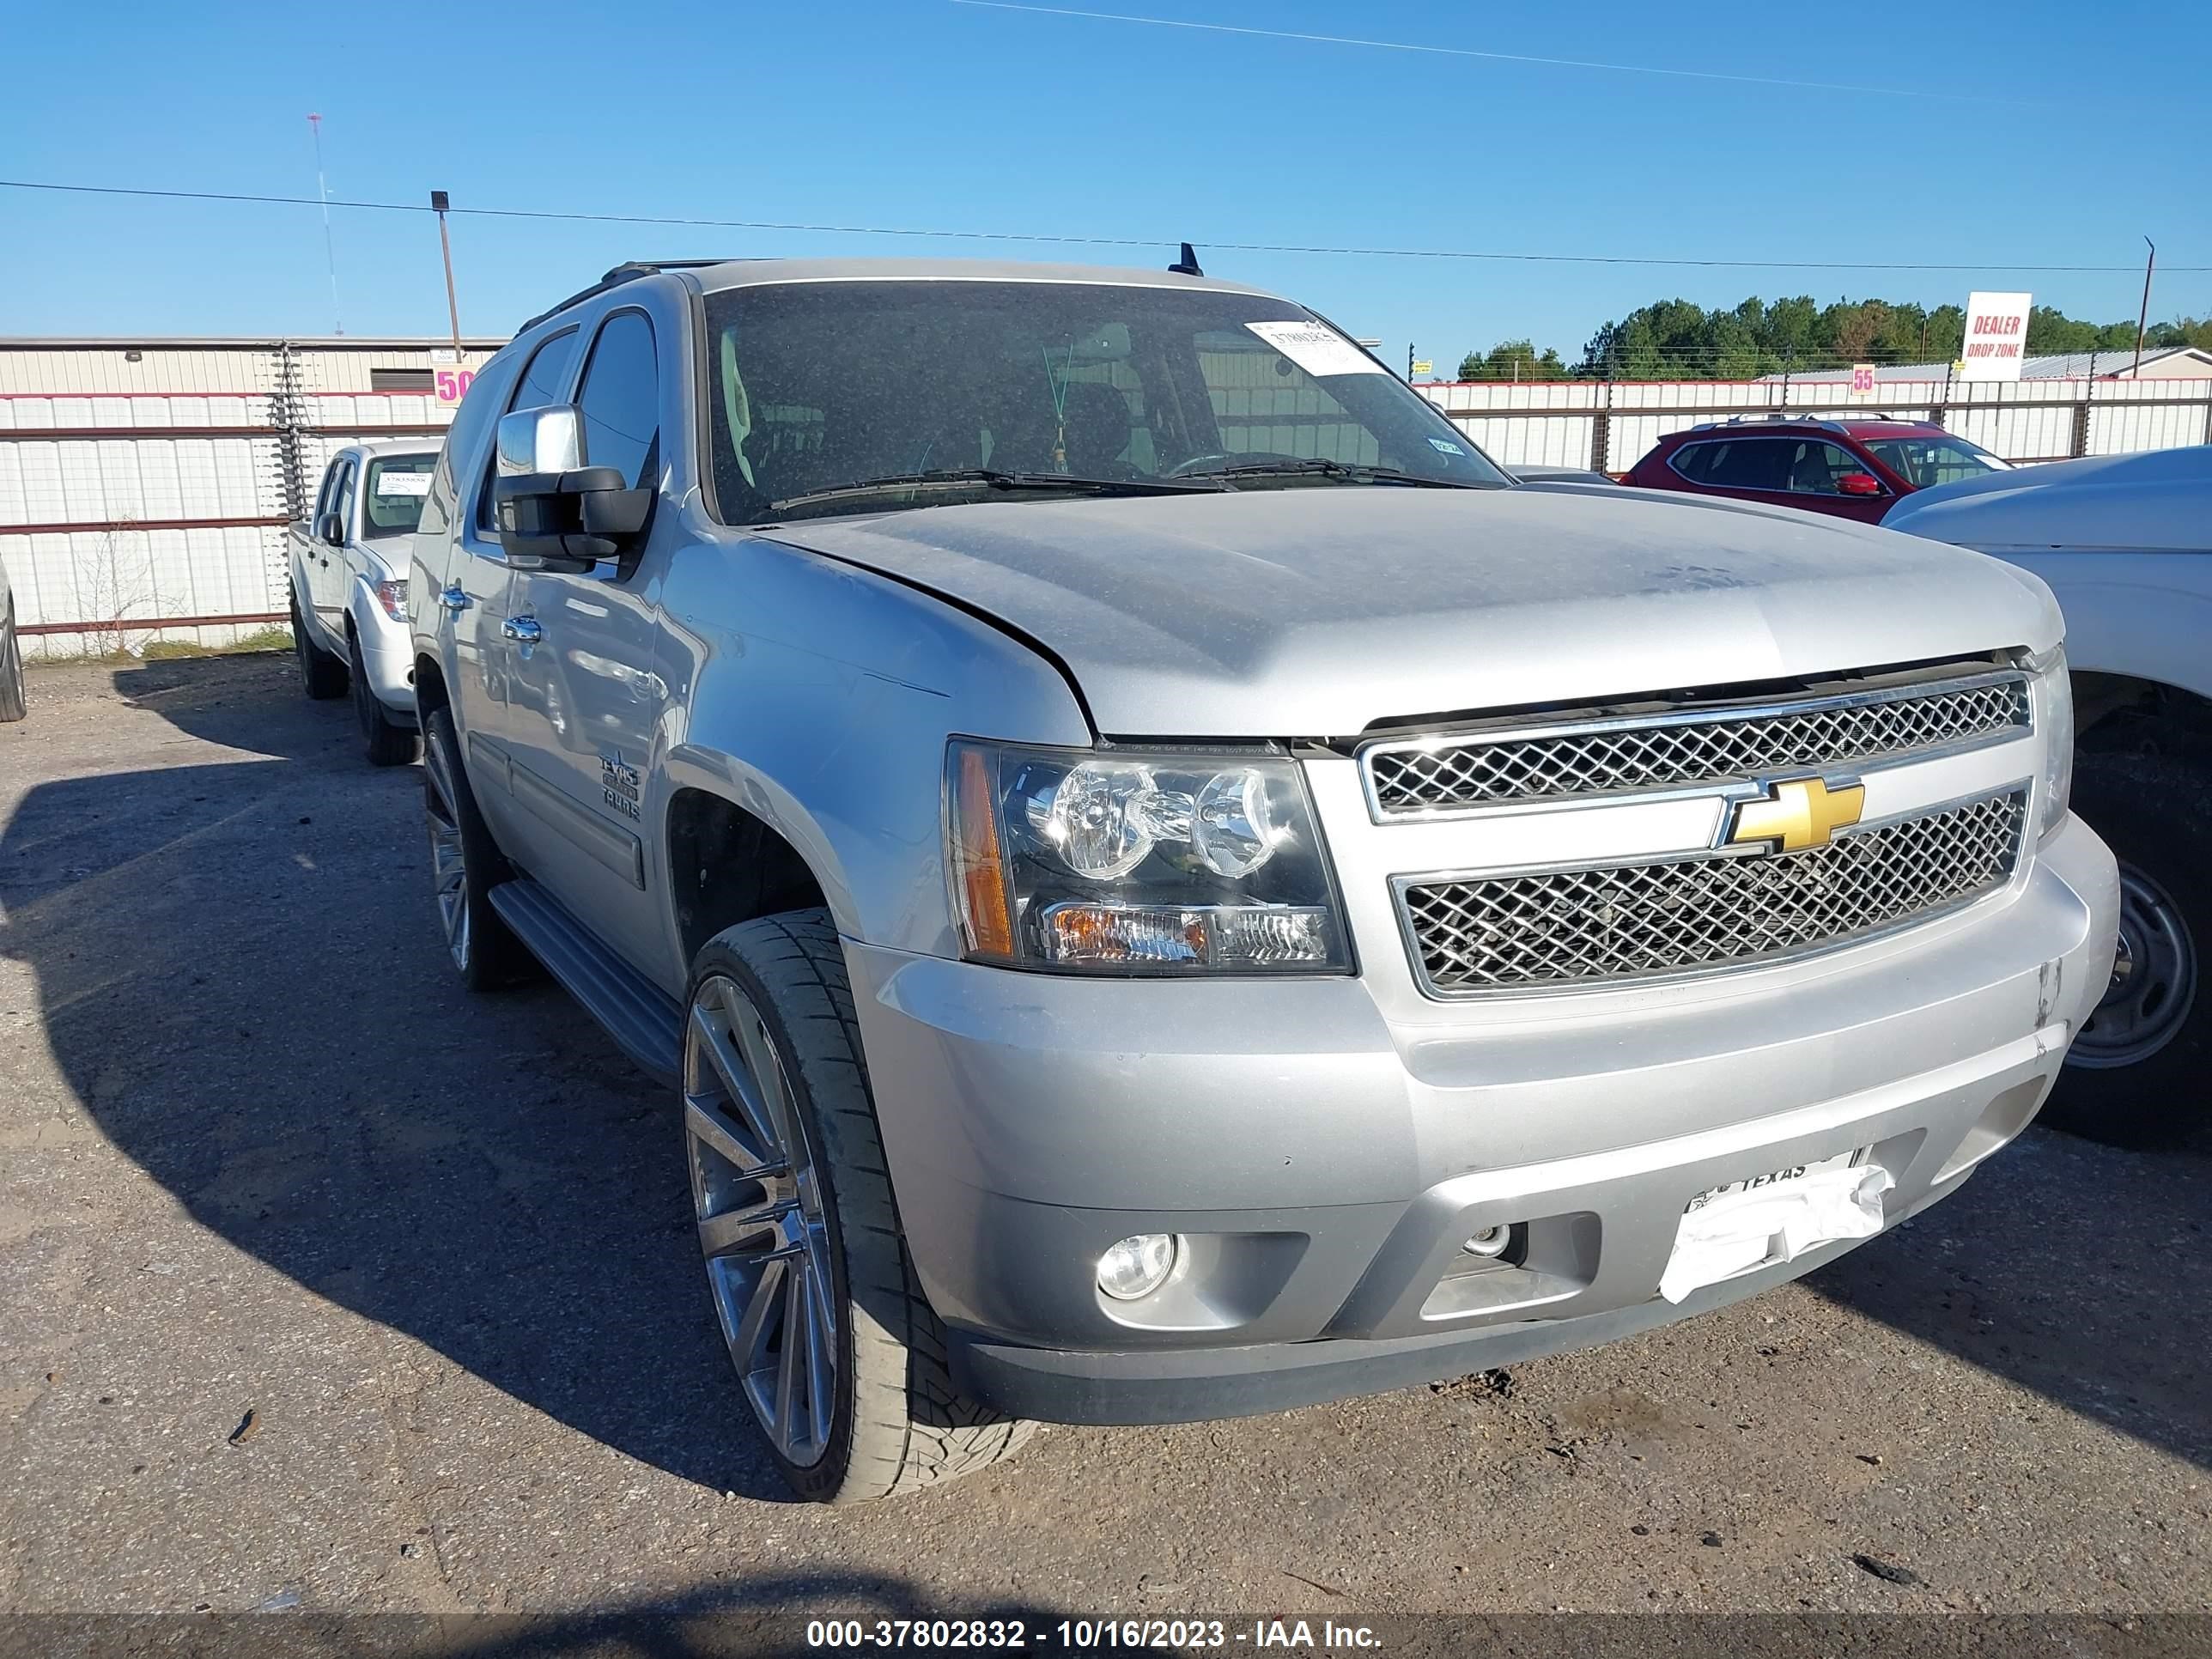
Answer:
[945,740,1350,975]
[2028,644,2073,842]
[372,580,409,623]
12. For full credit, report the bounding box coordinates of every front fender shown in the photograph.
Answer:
[1996,553,2212,702]
[650,531,1092,963]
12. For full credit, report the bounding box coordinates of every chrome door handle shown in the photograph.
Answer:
[440,585,470,613]
[501,617,544,644]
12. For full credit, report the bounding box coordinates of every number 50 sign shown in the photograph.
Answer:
[433,366,477,407]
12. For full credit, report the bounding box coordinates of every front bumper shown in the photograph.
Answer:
[846,814,2117,1425]
[351,597,417,722]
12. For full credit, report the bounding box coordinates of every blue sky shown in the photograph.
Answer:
[3,0,2206,366]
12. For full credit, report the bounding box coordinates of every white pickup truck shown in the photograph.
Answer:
[285,441,439,763]
[1886,445,2210,1148]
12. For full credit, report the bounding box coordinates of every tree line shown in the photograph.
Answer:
[1455,298,2212,381]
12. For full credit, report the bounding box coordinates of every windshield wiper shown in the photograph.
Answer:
[767,467,1228,516]
[1185,457,1492,489]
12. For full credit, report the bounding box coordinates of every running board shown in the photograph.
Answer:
[488,879,684,1085]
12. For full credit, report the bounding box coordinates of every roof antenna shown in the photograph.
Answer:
[1169,241,1204,277]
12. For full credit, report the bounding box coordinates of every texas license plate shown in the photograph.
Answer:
[1683,1148,1860,1214]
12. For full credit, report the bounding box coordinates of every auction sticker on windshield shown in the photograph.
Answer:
[374,472,432,496]
[1245,320,1388,379]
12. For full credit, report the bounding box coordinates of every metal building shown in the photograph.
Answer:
[0,337,501,659]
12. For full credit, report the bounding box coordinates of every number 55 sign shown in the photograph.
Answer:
[433,366,476,407]
[1848,363,1878,399]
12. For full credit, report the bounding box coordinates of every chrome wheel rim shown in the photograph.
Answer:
[422,740,471,973]
[2073,863,2197,1069]
[685,974,837,1468]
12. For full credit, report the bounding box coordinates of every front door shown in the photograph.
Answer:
[309,456,356,630]
[442,325,587,851]
[500,307,670,969]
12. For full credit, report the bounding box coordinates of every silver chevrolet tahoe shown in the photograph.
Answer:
[408,257,2118,1505]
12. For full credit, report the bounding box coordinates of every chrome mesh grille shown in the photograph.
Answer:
[1365,676,2028,817]
[1401,790,2027,994]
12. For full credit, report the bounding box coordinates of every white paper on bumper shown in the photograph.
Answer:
[1657,1164,1894,1304]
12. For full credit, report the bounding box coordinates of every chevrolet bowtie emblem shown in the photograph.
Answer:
[1724,776,1866,853]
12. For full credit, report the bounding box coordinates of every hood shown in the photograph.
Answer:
[1883,446,2211,555]
[769,485,2057,738]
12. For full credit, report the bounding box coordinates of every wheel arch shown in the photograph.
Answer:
[413,653,451,722]
[2073,667,2212,757]
[661,775,845,969]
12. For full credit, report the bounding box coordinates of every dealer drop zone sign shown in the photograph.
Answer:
[1960,290,2033,381]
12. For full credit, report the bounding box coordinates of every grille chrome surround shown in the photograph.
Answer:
[1362,671,2030,820]
[1397,788,2028,996]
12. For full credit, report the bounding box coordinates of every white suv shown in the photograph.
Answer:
[287,441,439,763]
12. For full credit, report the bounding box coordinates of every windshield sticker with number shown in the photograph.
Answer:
[1244,320,1388,379]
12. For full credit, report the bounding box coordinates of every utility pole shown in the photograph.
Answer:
[307,113,342,334]
[431,191,464,364]
[2133,236,2156,376]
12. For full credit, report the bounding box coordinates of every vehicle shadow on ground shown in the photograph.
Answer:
[1807,1125,2211,1468]
[4,655,2208,1497]
[1,655,792,1500]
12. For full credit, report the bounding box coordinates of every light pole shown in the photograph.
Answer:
[307,113,341,334]
[2133,237,2156,376]
[431,190,464,365]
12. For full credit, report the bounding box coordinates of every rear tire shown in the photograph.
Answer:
[0,602,25,723]
[350,630,420,767]
[291,588,349,701]
[422,708,532,991]
[684,911,1035,1504]
[2045,750,2208,1150]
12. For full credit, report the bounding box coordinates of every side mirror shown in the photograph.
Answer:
[492,406,653,568]
[1836,472,1883,497]
[317,511,345,546]
[497,406,580,478]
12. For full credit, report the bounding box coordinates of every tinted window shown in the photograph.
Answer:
[311,458,346,521]
[362,453,438,538]
[514,328,581,412]
[1690,439,1790,493]
[417,353,515,539]
[331,460,357,532]
[1668,441,1717,483]
[473,328,581,530]
[576,312,660,489]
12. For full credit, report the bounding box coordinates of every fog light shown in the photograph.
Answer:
[1097,1233,1179,1301]
[1462,1225,1512,1259]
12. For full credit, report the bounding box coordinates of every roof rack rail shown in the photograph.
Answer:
[1686,411,1920,435]
[515,259,742,335]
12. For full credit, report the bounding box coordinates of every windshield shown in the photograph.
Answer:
[362,453,437,538]
[1862,434,2008,489]
[702,280,1510,523]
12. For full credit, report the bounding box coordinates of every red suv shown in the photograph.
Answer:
[1621,416,2009,522]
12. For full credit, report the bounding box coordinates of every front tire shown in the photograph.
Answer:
[291,588,349,701]
[684,911,1034,1504]
[0,601,25,723]
[350,630,420,767]
[422,708,531,991]
[2046,750,2208,1149]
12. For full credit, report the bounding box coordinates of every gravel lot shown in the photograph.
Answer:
[2,653,2207,1630]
